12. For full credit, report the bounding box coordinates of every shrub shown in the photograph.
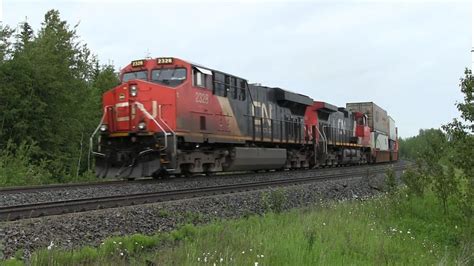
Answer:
[262,189,287,213]
[384,166,397,194]
[171,224,197,241]
[0,141,52,186]
[401,165,426,197]
[431,164,459,215]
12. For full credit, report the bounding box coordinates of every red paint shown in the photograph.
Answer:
[304,103,319,142]
[102,58,228,137]
[353,112,371,146]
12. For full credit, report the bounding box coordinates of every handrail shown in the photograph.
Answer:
[88,105,112,170]
[158,104,177,157]
[317,126,328,154]
[134,101,171,151]
[89,102,176,174]
[158,105,176,135]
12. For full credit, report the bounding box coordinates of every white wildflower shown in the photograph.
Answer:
[204,257,207,262]
[323,222,326,226]
[197,258,200,262]
[47,241,54,250]
[261,255,264,258]
[250,248,253,252]
[120,252,124,256]
[220,258,224,262]
[255,263,259,266]
[242,251,245,254]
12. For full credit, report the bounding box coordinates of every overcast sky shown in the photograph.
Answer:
[1,0,472,137]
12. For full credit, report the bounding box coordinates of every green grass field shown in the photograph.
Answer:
[3,190,472,265]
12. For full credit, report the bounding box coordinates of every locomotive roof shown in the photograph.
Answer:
[249,84,314,106]
[187,59,249,82]
[125,57,313,106]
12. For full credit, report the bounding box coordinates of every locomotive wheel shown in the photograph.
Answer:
[152,169,169,180]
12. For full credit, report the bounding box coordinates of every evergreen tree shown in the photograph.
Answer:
[0,24,14,62]
[14,22,34,52]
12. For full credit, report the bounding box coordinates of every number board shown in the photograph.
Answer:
[131,60,145,67]
[157,57,173,64]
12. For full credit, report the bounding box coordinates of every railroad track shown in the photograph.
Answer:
[0,179,147,195]
[0,163,406,222]
[0,161,407,195]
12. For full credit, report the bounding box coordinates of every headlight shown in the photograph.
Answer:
[138,122,146,130]
[130,85,138,97]
[100,124,108,132]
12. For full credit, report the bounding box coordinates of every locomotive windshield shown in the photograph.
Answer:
[151,68,186,87]
[122,71,148,82]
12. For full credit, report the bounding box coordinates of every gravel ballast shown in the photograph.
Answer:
[0,169,398,260]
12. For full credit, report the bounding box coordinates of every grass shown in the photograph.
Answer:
[3,189,472,265]
[154,191,471,265]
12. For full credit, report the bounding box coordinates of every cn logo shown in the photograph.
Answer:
[251,101,273,126]
[115,101,158,122]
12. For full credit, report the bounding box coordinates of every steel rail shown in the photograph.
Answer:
[0,180,142,195]
[0,163,406,222]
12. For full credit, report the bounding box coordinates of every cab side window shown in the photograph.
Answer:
[193,69,206,88]
[213,72,227,97]
[239,80,247,101]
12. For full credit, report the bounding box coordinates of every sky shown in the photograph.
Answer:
[1,0,472,137]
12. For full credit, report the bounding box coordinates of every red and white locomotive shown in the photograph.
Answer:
[92,57,398,179]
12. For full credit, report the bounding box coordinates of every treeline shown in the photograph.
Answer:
[397,69,473,218]
[0,10,119,185]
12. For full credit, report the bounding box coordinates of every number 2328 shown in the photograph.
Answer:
[195,92,209,104]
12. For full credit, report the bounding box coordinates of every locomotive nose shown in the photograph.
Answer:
[111,83,141,132]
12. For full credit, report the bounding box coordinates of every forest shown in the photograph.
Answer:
[0,10,119,185]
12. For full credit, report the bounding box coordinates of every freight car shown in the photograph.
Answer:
[91,57,398,179]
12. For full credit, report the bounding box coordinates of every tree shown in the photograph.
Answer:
[93,64,119,94]
[442,68,474,218]
[0,24,14,62]
[0,10,104,179]
[14,22,34,52]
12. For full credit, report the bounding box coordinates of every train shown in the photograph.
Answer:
[91,57,398,179]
